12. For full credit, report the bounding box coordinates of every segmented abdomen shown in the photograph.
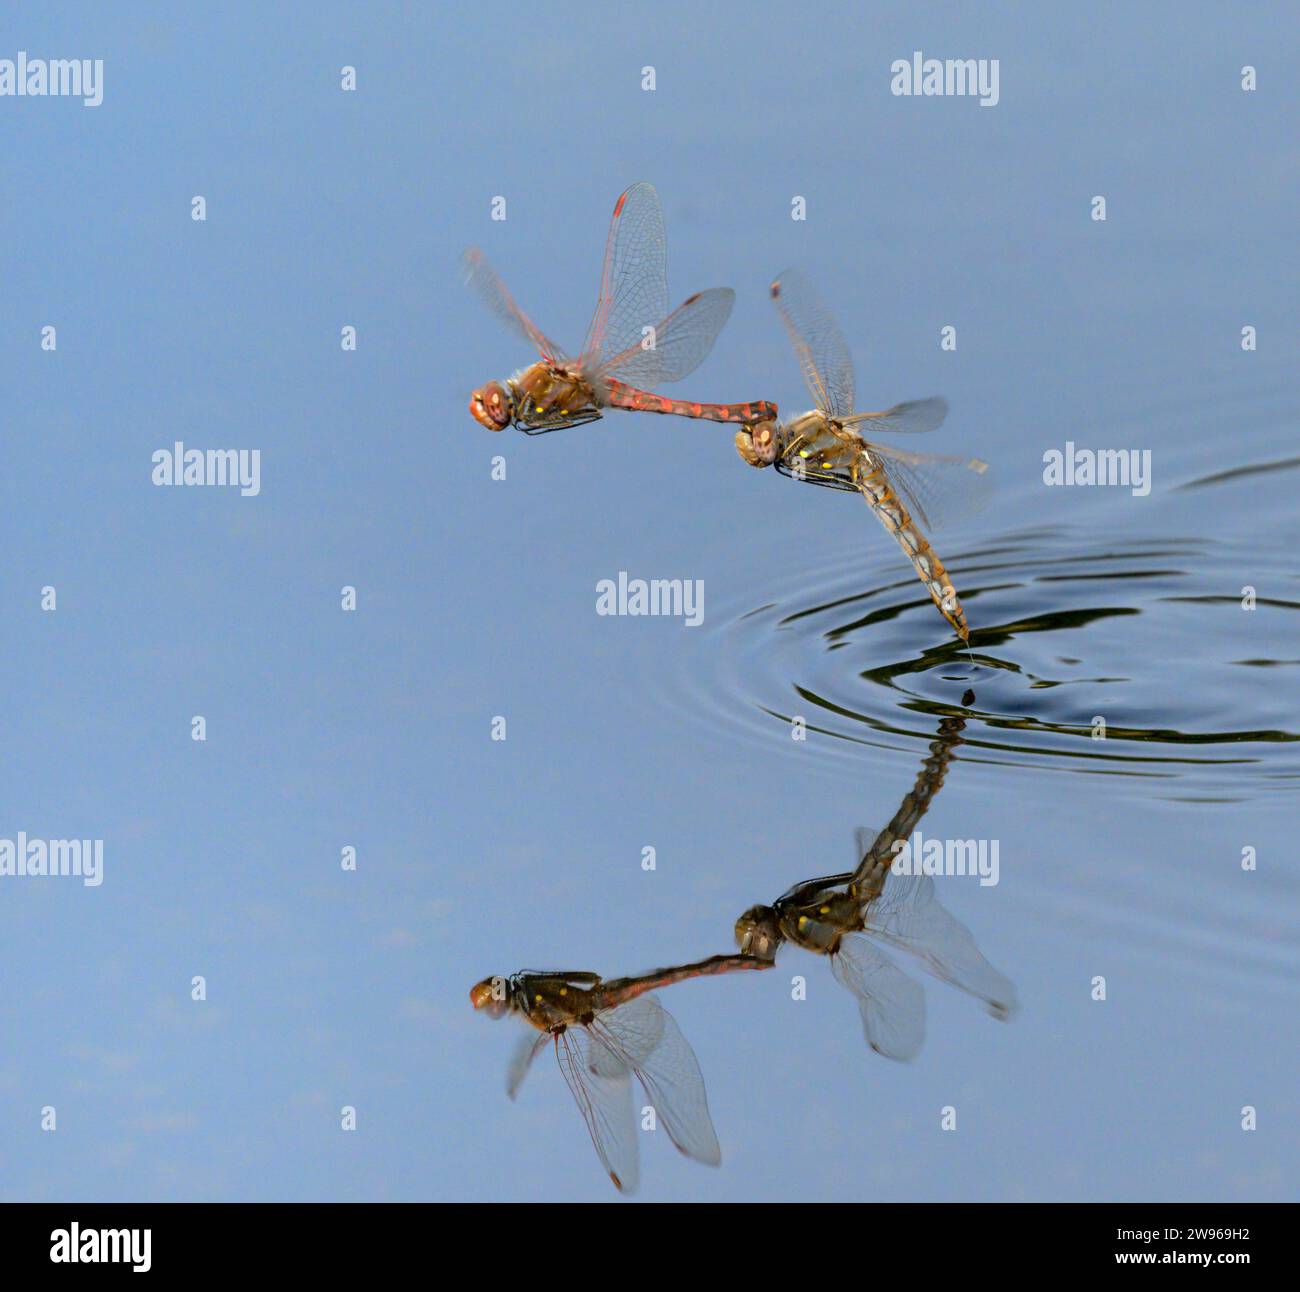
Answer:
[852,716,965,900]
[598,955,769,1009]
[858,460,970,641]
[604,380,777,425]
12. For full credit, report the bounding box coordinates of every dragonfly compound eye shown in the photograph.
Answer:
[469,976,510,1016]
[750,422,780,464]
[734,429,760,466]
[735,427,775,468]
[734,905,780,960]
[469,382,511,431]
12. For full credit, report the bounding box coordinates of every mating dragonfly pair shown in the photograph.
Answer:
[471,716,1017,1193]
[463,182,990,640]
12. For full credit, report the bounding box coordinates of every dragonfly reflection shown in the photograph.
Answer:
[734,716,1017,1059]
[471,954,768,1193]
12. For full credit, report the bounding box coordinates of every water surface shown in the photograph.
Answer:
[2,1,1296,1203]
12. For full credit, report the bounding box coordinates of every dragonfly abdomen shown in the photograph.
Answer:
[604,380,777,425]
[598,954,768,1009]
[859,465,971,641]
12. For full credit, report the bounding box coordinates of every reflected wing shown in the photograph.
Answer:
[582,182,669,371]
[843,396,949,434]
[505,1030,549,1100]
[863,441,992,533]
[830,936,927,1061]
[863,869,1019,1019]
[770,268,855,420]
[595,287,735,388]
[851,827,894,901]
[591,995,722,1167]
[854,827,880,864]
[461,248,567,363]
[554,1026,640,1193]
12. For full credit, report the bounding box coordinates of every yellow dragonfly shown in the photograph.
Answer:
[735,269,990,640]
[734,716,1017,1059]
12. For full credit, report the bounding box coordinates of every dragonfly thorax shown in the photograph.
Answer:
[512,362,597,423]
[509,971,604,1031]
[783,413,855,463]
[779,889,861,954]
[737,410,864,492]
[785,409,838,441]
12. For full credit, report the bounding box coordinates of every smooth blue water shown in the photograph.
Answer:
[1,2,1296,1201]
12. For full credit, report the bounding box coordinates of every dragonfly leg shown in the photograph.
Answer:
[515,409,604,434]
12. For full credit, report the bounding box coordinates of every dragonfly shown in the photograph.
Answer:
[471,953,768,1193]
[734,269,990,640]
[463,182,777,435]
[733,716,1017,1060]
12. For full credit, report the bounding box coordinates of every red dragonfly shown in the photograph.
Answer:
[462,182,777,434]
[471,953,767,1192]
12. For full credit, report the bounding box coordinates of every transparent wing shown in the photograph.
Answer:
[461,248,567,363]
[769,268,856,420]
[861,441,992,533]
[554,1026,640,1193]
[505,1030,549,1100]
[843,396,949,434]
[590,995,721,1168]
[594,287,735,388]
[582,182,669,371]
[849,826,898,901]
[829,935,927,1061]
[862,869,1019,1020]
[854,827,880,864]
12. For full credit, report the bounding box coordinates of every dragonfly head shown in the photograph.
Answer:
[734,905,782,961]
[734,420,781,468]
[469,381,513,431]
[469,974,513,1018]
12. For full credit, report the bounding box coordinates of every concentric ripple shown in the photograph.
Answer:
[671,524,1299,797]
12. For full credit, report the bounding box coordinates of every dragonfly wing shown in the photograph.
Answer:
[505,1030,549,1100]
[863,440,992,533]
[769,268,856,420]
[461,248,567,363]
[591,995,722,1167]
[581,182,669,374]
[843,396,950,434]
[850,826,896,901]
[595,287,735,388]
[864,869,1019,1019]
[854,827,880,864]
[830,935,927,1061]
[554,1026,640,1193]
